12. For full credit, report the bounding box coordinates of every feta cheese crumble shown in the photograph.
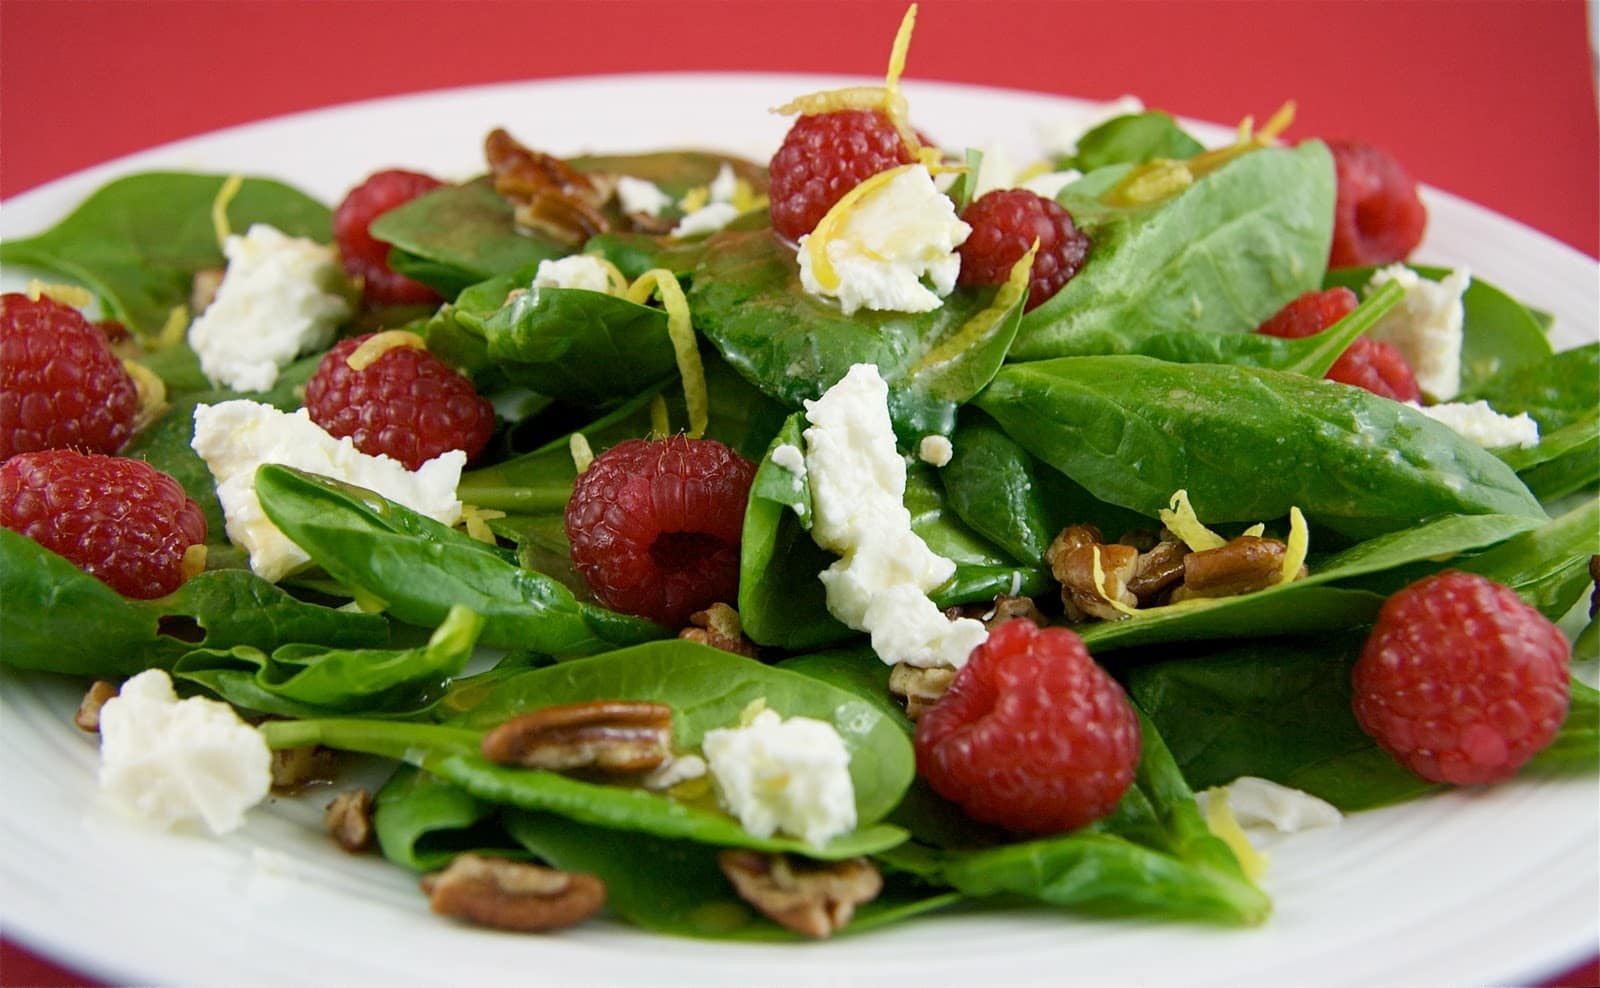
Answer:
[670,164,746,238]
[1409,399,1540,449]
[531,254,614,293]
[1365,265,1471,401]
[616,175,673,218]
[917,434,954,467]
[188,223,352,392]
[797,165,971,316]
[98,669,272,835]
[802,364,987,668]
[702,706,856,846]
[770,442,807,475]
[1196,776,1342,845]
[191,400,465,582]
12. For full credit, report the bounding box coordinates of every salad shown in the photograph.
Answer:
[1,5,1596,968]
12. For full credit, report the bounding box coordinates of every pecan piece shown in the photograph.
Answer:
[1047,525,1138,621]
[1173,535,1296,601]
[718,850,882,939]
[74,680,119,733]
[421,854,606,933]
[1126,537,1190,604]
[480,700,672,774]
[324,788,374,853]
[889,662,957,721]
[678,603,758,658]
[190,266,225,315]
[270,744,339,792]
[485,127,611,247]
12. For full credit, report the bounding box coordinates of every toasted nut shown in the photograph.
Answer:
[889,663,957,721]
[1045,524,1105,568]
[1051,539,1139,622]
[421,853,606,932]
[986,594,1046,628]
[74,680,119,733]
[324,788,374,853]
[718,850,882,939]
[679,603,758,658]
[190,266,226,315]
[1127,537,1190,604]
[270,745,339,792]
[1173,536,1293,601]
[485,128,611,247]
[480,700,672,774]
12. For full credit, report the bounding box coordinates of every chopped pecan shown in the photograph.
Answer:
[74,680,119,733]
[480,700,672,774]
[324,788,374,853]
[888,662,957,721]
[1048,526,1139,622]
[678,603,758,658]
[190,266,225,315]
[1172,535,1296,601]
[485,127,611,247]
[270,744,339,792]
[1126,537,1190,604]
[718,850,882,939]
[421,853,606,932]
[986,594,1046,628]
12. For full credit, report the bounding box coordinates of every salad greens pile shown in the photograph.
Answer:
[2,81,1596,942]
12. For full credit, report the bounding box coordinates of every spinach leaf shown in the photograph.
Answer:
[253,464,663,655]
[974,355,1545,539]
[688,229,1026,439]
[0,173,330,338]
[1060,111,1206,172]
[1463,343,1600,431]
[0,528,387,676]
[174,605,482,717]
[371,178,567,297]
[1455,499,1600,620]
[266,640,913,859]
[1497,415,1600,502]
[374,765,518,871]
[1080,513,1542,653]
[504,808,960,940]
[1013,142,1334,359]
[1323,265,1554,391]
[883,712,1270,925]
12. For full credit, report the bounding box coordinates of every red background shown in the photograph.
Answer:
[1,1,1597,984]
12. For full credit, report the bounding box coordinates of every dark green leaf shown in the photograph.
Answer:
[1060,112,1205,173]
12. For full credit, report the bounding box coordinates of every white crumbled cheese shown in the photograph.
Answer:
[1196,777,1342,846]
[531,255,613,293]
[188,223,352,392]
[671,201,741,238]
[702,708,856,846]
[98,670,272,835]
[1366,265,1471,401]
[707,163,740,204]
[1408,399,1541,449]
[616,175,673,218]
[191,400,465,582]
[803,364,987,669]
[770,442,807,475]
[917,434,954,467]
[642,753,707,792]
[797,165,971,316]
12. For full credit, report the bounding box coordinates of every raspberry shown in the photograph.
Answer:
[333,169,446,306]
[303,334,494,471]
[564,436,756,628]
[957,189,1090,311]
[1,293,140,460]
[1325,139,1427,269]
[768,110,915,242]
[914,619,1141,833]
[1,449,206,599]
[1352,570,1571,786]
[1257,288,1421,401]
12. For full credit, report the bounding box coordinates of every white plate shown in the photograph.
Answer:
[1,74,1596,988]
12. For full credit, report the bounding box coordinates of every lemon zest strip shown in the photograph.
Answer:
[1090,545,1141,618]
[569,433,595,475]
[803,163,920,292]
[210,174,245,248]
[1159,489,1228,552]
[156,304,191,350]
[24,280,94,310]
[122,359,169,434]
[346,330,428,371]
[1279,506,1309,584]
[649,394,671,439]
[913,241,1034,374]
[1203,786,1270,880]
[626,269,707,438]
[459,504,507,545]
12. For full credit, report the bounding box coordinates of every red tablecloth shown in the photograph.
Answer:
[1,1,1597,984]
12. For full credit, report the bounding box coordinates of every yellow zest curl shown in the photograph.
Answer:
[211,174,245,248]
[626,269,707,438]
[649,394,671,439]
[157,304,191,350]
[1159,490,1228,552]
[803,163,920,292]
[569,433,595,475]
[25,280,94,310]
[914,241,1035,374]
[122,359,169,434]
[1106,101,1296,207]
[180,544,209,581]
[1279,506,1309,584]
[346,330,428,371]
[1090,546,1140,618]
[1203,786,1270,881]
[459,504,507,545]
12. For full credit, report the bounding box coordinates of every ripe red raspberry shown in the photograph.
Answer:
[1325,139,1427,269]
[1,449,206,599]
[1353,570,1571,786]
[1,293,140,460]
[303,334,494,471]
[958,189,1090,311]
[564,436,756,628]
[768,109,916,242]
[915,619,1141,833]
[333,169,446,306]
[1257,288,1421,401]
